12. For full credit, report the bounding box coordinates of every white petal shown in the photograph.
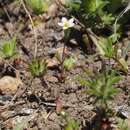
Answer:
[69,18,74,23]
[69,22,75,27]
[69,18,75,27]
[61,17,68,23]
[58,22,64,26]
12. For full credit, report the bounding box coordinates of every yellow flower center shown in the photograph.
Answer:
[64,22,69,29]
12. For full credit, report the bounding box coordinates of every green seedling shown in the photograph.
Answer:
[0,37,18,60]
[78,70,122,111]
[63,0,81,11]
[64,120,79,130]
[97,36,116,58]
[90,34,117,58]
[26,0,49,15]
[93,34,128,73]
[81,0,114,29]
[29,59,47,77]
[63,57,76,71]
[82,0,108,14]
[55,52,76,71]
[100,13,115,26]
[60,110,79,130]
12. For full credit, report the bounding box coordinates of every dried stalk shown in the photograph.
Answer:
[20,0,38,58]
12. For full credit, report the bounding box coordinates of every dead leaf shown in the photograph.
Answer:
[59,0,67,5]
[47,47,68,68]
[3,119,13,129]
[46,58,59,68]
[49,47,67,56]
[45,75,58,83]
[56,98,63,114]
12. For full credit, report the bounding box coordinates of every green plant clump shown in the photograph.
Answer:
[78,70,122,110]
[63,57,76,71]
[29,59,47,77]
[95,34,128,73]
[0,37,18,60]
[26,0,49,15]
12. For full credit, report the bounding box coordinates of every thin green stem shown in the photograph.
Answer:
[61,29,70,70]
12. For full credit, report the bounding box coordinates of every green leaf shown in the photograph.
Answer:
[65,120,79,130]
[82,0,108,14]
[67,0,81,10]
[78,78,92,87]
[107,76,122,87]
[63,57,76,71]
[101,13,115,25]
[1,37,17,59]
[97,38,107,56]
[65,124,73,130]
[97,36,116,58]
[78,69,122,108]
[109,34,119,43]
[89,35,106,56]
[118,58,128,73]
[82,0,97,13]
[26,0,49,15]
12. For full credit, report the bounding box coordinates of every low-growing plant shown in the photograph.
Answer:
[29,58,47,77]
[78,70,122,112]
[0,37,18,60]
[60,0,81,11]
[63,57,76,71]
[95,35,117,58]
[64,0,130,35]
[55,52,76,71]
[91,34,128,73]
[25,0,49,15]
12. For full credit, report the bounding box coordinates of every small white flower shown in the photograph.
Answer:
[58,17,75,30]
[60,110,66,116]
